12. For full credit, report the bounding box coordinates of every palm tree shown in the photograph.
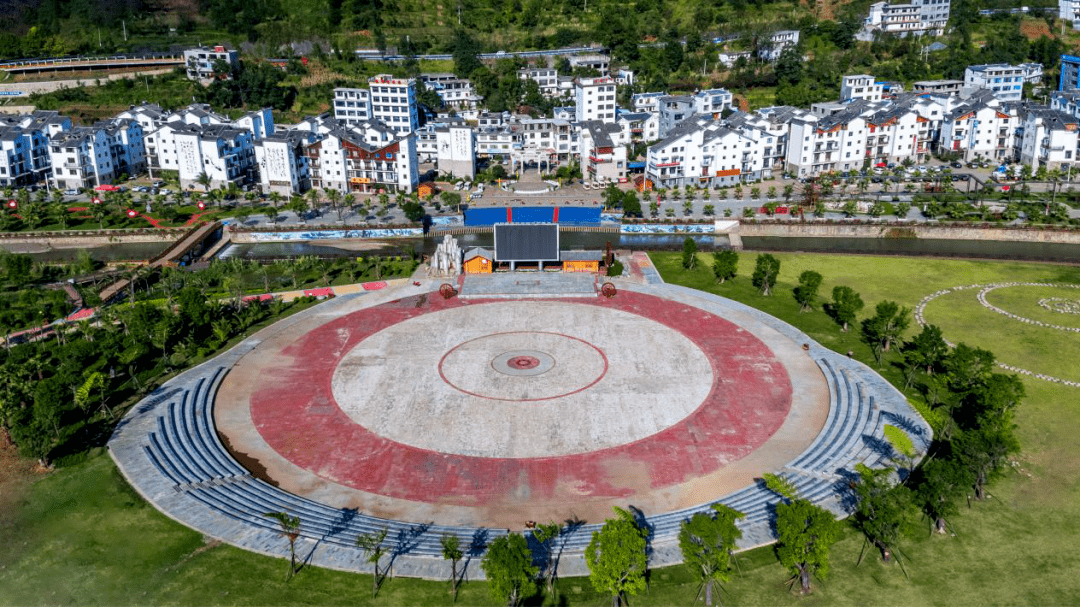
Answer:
[324,187,343,221]
[264,512,302,581]
[195,172,212,192]
[268,191,283,222]
[342,193,356,220]
[356,529,389,598]
[306,189,320,216]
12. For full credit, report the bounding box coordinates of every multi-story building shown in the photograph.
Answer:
[841,75,884,102]
[631,92,666,113]
[183,45,239,80]
[172,125,256,191]
[48,119,145,190]
[1017,106,1078,170]
[617,112,660,144]
[1060,0,1080,29]
[938,101,1017,162]
[305,129,418,194]
[333,88,373,125]
[757,30,801,62]
[574,77,618,124]
[865,0,950,37]
[0,127,38,188]
[1060,54,1080,91]
[694,88,734,116]
[579,121,627,184]
[435,125,476,179]
[254,129,318,195]
[569,54,610,76]
[518,68,560,97]
[964,63,1042,101]
[658,96,695,139]
[913,80,964,95]
[645,119,765,189]
[0,110,69,187]
[368,74,420,134]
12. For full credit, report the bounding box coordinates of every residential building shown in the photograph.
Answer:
[475,127,517,163]
[1016,105,1078,170]
[864,0,950,37]
[658,96,695,139]
[757,30,800,62]
[645,118,765,189]
[964,63,1042,101]
[574,77,618,123]
[183,45,239,80]
[333,87,373,124]
[0,110,70,186]
[615,69,635,87]
[569,54,610,76]
[717,50,753,68]
[305,129,418,194]
[938,101,1017,162]
[1059,54,1080,90]
[841,75,884,102]
[518,68,560,97]
[172,125,256,191]
[254,130,318,195]
[1060,0,1080,29]
[48,119,145,190]
[913,79,964,95]
[617,112,660,144]
[0,127,38,188]
[435,124,476,179]
[631,92,666,113]
[423,76,482,110]
[694,88,734,116]
[579,121,627,183]
[367,74,420,134]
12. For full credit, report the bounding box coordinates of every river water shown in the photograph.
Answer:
[222,232,1080,263]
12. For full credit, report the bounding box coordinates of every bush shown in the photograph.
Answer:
[607,260,624,276]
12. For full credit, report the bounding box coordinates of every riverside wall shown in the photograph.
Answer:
[735,222,1080,245]
[0,229,184,252]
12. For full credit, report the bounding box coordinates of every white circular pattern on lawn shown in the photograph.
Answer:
[1038,298,1080,315]
[914,282,1080,387]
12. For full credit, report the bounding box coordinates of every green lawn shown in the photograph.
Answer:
[983,283,1080,329]
[3,252,1080,605]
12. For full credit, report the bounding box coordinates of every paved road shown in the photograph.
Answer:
[0,69,173,96]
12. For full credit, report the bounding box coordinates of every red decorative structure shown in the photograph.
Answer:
[439,283,457,299]
[601,282,617,298]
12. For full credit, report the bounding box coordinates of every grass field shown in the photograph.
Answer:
[983,283,1080,329]
[2,252,1080,605]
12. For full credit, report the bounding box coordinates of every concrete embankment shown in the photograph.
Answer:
[734,221,1080,245]
[0,229,184,254]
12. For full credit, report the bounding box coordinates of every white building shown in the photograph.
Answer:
[574,77,618,124]
[579,121,627,184]
[172,125,256,191]
[305,128,418,194]
[631,92,666,113]
[48,119,146,190]
[964,63,1043,101]
[183,45,239,80]
[0,128,38,188]
[645,119,765,189]
[865,0,950,37]
[518,68,560,97]
[368,74,420,134]
[333,87,373,124]
[435,125,476,179]
[1060,0,1080,29]
[938,101,1017,162]
[254,130,318,196]
[617,112,660,143]
[841,75,884,102]
[658,96,695,139]
[1017,106,1078,170]
[757,30,800,62]
[569,54,610,76]
[717,50,753,68]
[0,110,69,187]
[695,88,734,115]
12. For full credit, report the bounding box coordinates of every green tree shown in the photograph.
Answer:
[913,457,972,534]
[827,285,864,332]
[586,507,649,607]
[532,522,563,596]
[356,528,389,598]
[712,250,738,284]
[952,424,1020,501]
[903,324,948,375]
[679,504,744,606]
[440,534,464,602]
[793,270,823,312]
[481,533,538,607]
[682,236,698,270]
[775,499,840,594]
[852,464,911,564]
[751,253,781,296]
[263,512,302,581]
[861,300,911,361]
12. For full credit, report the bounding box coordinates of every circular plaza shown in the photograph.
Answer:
[109,272,931,577]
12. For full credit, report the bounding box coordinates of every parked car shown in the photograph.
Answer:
[63,189,78,196]
[950,161,964,169]
[152,180,166,187]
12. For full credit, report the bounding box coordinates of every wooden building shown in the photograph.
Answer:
[463,247,493,274]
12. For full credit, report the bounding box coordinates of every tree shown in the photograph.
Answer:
[682,236,698,270]
[944,343,996,396]
[481,533,538,607]
[264,512,301,581]
[712,250,738,284]
[751,253,781,296]
[903,324,949,375]
[952,424,1020,501]
[401,198,425,222]
[860,300,911,358]
[679,504,744,606]
[913,457,972,534]
[827,285,863,332]
[775,499,840,594]
[852,464,911,564]
[356,528,389,598]
[586,507,649,607]
[793,270,823,312]
[441,534,464,602]
[195,172,212,192]
[621,190,642,217]
[531,522,563,596]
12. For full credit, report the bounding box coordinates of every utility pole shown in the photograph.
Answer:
[123,20,127,42]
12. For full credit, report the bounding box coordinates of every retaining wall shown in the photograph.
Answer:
[737,222,1080,244]
[0,229,184,250]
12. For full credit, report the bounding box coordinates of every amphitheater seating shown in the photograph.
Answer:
[139,352,898,558]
